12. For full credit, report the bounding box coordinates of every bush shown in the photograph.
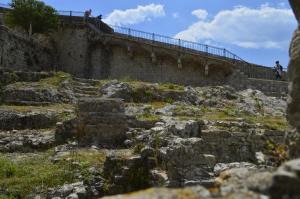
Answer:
[6,0,59,34]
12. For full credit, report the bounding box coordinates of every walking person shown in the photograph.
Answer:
[274,61,283,80]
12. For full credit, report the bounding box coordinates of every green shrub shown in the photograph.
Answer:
[6,0,59,34]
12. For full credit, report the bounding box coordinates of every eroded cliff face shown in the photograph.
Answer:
[0,26,55,71]
[287,0,300,157]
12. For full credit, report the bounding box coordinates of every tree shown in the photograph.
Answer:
[6,0,59,34]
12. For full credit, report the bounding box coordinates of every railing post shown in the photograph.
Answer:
[205,45,208,54]
[70,11,72,24]
[152,33,155,43]
[223,49,226,57]
[178,39,181,47]
[128,28,131,37]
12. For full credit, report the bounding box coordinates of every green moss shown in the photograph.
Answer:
[39,72,72,88]
[7,72,72,90]
[244,116,288,131]
[158,83,184,91]
[137,113,160,121]
[132,143,146,154]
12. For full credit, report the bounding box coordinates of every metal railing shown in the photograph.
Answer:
[57,10,85,17]
[0,3,245,63]
[109,25,245,62]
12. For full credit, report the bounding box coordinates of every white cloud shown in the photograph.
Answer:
[172,12,179,19]
[192,9,208,20]
[175,5,296,49]
[103,4,165,26]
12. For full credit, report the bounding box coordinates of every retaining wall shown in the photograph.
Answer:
[0,26,54,71]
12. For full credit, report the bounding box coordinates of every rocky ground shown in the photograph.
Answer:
[0,69,297,199]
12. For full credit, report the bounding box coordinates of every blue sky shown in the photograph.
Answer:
[1,0,297,67]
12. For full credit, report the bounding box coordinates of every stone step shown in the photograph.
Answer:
[72,81,93,87]
[73,77,100,85]
[74,93,99,98]
[3,100,53,106]
[74,88,99,95]
[74,85,99,92]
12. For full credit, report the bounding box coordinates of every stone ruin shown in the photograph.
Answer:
[56,98,128,147]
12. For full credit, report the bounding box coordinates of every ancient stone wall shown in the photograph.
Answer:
[237,62,287,80]
[232,78,288,97]
[52,25,233,86]
[51,25,288,96]
[51,25,91,77]
[0,26,54,71]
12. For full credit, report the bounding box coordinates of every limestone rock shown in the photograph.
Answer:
[0,110,58,130]
[47,182,87,199]
[100,81,133,101]
[217,168,273,197]
[2,84,73,105]
[101,186,210,199]
[214,162,257,176]
[165,119,203,138]
[287,0,300,158]
[270,159,300,198]
[164,138,215,186]
[0,129,55,152]
[77,98,127,146]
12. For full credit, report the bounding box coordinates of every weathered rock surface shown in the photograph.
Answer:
[99,81,202,105]
[2,84,74,105]
[101,186,210,199]
[288,0,300,158]
[0,129,55,152]
[0,26,54,71]
[0,109,58,130]
[102,153,155,195]
[56,98,128,147]
[0,68,54,86]
[100,81,133,101]
[270,159,300,198]
[47,182,88,199]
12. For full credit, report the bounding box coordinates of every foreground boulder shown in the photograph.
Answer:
[101,186,210,199]
[288,0,300,157]
[270,159,300,198]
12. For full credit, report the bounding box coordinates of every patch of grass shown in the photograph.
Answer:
[158,83,184,91]
[0,104,76,121]
[244,116,288,131]
[63,149,106,171]
[5,72,72,90]
[132,143,146,154]
[150,102,167,109]
[137,113,160,121]
[0,149,107,198]
[39,72,72,88]
[0,152,76,198]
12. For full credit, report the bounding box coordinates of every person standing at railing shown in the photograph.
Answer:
[95,14,102,29]
[274,60,283,80]
[84,9,92,22]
